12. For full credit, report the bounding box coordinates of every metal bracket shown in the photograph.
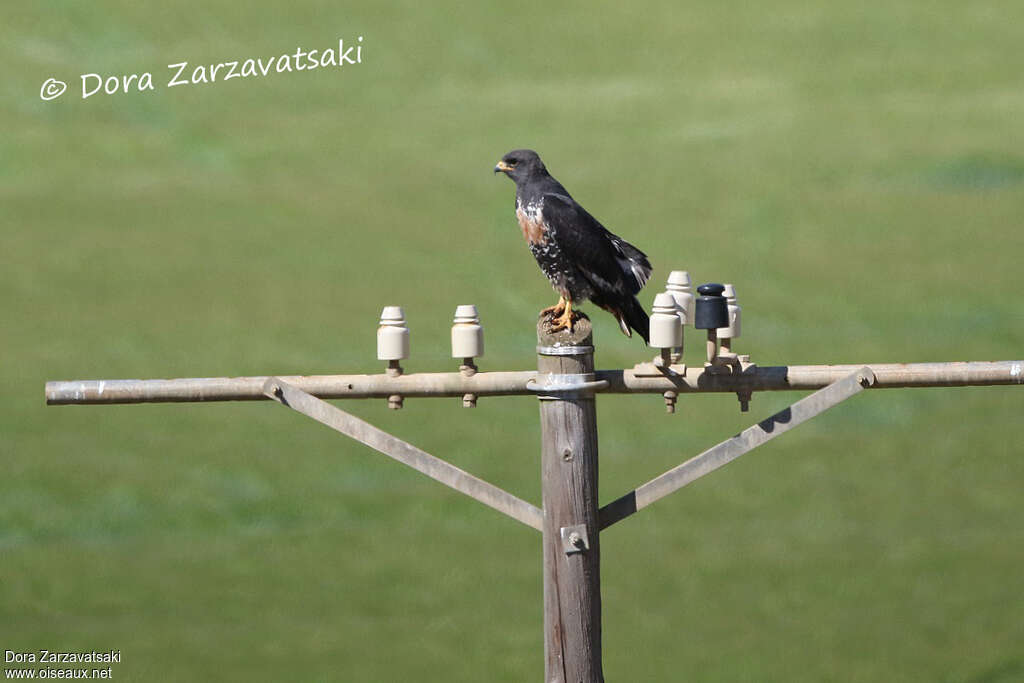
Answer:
[527,373,609,399]
[560,524,590,554]
[703,353,757,374]
[632,361,687,378]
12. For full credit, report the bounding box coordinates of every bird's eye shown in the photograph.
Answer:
[508,159,518,167]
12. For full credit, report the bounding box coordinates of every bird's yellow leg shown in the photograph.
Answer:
[541,295,566,317]
[550,299,575,333]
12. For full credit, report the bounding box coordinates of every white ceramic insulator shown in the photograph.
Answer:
[665,270,695,326]
[717,284,741,339]
[451,304,484,359]
[377,306,410,360]
[650,292,683,349]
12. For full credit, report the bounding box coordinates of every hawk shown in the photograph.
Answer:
[494,149,652,343]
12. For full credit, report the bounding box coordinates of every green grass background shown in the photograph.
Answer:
[3,1,1023,680]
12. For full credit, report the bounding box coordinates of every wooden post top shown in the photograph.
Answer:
[537,312,594,348]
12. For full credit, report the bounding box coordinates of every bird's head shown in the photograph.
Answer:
[494,149,546,184]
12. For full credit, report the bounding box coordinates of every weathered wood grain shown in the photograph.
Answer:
[537,315,604,683]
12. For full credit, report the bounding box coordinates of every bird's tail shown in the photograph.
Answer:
[595,295,650,344]
[624,296,650,344]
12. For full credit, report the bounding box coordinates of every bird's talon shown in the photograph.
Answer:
[541,296,567,318]
[550,308,575,333]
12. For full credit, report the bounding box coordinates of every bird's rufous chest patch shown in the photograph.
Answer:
[516,201,547,245]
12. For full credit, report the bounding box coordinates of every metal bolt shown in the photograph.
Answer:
[562,447,573,462]
[705,329,718,365]
[663,390,677,414]
[387,394,404,410]
[460,360,478,407]
[737,388,752,412]
[568,532,585,549]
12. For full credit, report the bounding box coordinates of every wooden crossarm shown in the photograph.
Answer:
[600,367,875,530]
[264,377,543,532]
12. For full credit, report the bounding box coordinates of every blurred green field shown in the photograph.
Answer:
[3,1,1023,680]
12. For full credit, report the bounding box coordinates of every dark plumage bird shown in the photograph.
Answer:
[494,149,652,343]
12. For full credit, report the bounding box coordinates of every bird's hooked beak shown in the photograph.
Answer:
[494,160,513,174]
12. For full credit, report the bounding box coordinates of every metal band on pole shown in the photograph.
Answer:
[536,344,596,356]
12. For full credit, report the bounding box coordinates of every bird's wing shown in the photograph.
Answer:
[607,234,651,294]
[541,193,652,296]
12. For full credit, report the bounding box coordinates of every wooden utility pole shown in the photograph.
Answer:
[536,317,604,683]
[43,293,1024,681]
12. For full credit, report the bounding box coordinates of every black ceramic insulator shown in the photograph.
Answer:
[695,283,729,329]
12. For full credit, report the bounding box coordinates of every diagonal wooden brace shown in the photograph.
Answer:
[600,367,875,530]
[264,377,543,532]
